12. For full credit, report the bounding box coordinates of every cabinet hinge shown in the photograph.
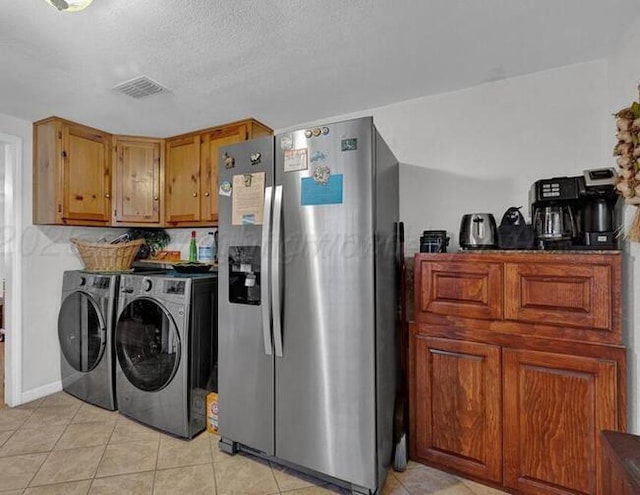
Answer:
[58,204,62,213]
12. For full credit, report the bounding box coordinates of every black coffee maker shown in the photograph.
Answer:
[530,168,619,250]
[580,168,619,249]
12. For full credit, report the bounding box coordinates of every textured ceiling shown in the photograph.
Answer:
[1,0,640,137]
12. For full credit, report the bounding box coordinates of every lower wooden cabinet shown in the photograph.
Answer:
[410,329,625,495]
[411,335,502,483]
[503,348,621,495]
[410,252,626,495]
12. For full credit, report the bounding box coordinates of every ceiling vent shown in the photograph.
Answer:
[112,76,169,99]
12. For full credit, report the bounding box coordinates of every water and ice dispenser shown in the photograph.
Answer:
[228,246,261,305]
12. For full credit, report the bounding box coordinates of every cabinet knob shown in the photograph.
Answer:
[154,196,159,201]
[105,193,110,199]
[204,192,210,197]
[193,192,198,197]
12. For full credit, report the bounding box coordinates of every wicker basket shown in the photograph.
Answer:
[71,238,144,272]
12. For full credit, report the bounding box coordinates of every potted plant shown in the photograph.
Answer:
[126,228,171,259]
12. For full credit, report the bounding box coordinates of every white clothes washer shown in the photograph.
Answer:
[114,272,217,438]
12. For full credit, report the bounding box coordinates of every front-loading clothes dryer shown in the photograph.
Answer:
[114,272,217,438]
[58,270,120,410]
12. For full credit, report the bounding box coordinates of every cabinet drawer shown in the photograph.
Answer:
[504,262,613,334]
[416,260,503,321]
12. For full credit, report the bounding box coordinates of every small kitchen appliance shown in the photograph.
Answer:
[459,213,498,249]
[581,168,619,249]
[530,168,619,250]
[419,230,449,253]
[497,206,535,249]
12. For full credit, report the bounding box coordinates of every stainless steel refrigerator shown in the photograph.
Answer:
[217,116,399,494]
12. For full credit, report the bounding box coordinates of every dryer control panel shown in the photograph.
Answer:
[164,280,186,295]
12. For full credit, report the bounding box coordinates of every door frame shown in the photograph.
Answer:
[1,132,23,407]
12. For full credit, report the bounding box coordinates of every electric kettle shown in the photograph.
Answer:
[459,213,498,249]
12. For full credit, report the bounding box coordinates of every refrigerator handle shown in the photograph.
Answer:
[261,185,274,356]
[271,185,284,358]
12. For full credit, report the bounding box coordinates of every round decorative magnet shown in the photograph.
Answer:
[312,165,331,185]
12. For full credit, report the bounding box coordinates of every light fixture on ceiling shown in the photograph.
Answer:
[43,0,94,12]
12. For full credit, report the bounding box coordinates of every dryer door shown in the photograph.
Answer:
[115,297,181,392]
[58,291,106,372]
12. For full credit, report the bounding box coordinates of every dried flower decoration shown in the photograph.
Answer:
[613,87,640,240]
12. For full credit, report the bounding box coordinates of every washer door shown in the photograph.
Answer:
[58,291,105,372]
[115,298,181,392]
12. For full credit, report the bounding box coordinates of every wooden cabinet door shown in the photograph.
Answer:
[113,136,163,225]
[33,118,62,224]
[200,123,248,224]
[411,334,502,482]
[62,123,111,223]
[503,348,620,495]
[165,135,201,224]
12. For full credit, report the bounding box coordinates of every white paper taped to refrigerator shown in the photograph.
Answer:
[232,172,265,226]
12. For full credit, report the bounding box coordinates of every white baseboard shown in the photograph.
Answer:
[20,381,62,405]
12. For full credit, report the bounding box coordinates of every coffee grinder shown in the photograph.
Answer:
[580,168,619,249]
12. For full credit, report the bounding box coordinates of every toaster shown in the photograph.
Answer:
[459,213,498,249]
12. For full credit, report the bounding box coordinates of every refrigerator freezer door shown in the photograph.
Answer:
[274,118,377,488]
[218,137,276,455]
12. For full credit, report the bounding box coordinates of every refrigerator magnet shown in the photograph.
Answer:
[223,152,235,169]
[312,164,331,185]
[280,135,293,150]
[250,152,262,166]
[284,148,308,172]
[219,180,232,197]
[341,138,357,151]
[310,150,328,164]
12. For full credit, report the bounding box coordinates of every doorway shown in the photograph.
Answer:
[0,132,23,408]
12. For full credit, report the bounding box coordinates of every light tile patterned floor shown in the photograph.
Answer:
[0,391,508,494]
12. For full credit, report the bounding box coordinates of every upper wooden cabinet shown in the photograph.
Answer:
[33,117,112,225]
[165,119,272,226]
[33,116,273,227]
[112,136,164,226]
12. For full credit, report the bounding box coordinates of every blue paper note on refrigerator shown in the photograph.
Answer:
[301,174,343,206]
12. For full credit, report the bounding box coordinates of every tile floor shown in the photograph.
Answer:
[0,391,508,494]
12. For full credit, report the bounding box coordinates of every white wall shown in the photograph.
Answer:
[606,15,640,434]
[285,60,609,253]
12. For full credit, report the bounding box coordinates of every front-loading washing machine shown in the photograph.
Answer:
[58,270,120,410]
[114,272,217,438]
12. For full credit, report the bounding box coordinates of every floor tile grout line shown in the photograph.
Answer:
[209,435,219,495]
